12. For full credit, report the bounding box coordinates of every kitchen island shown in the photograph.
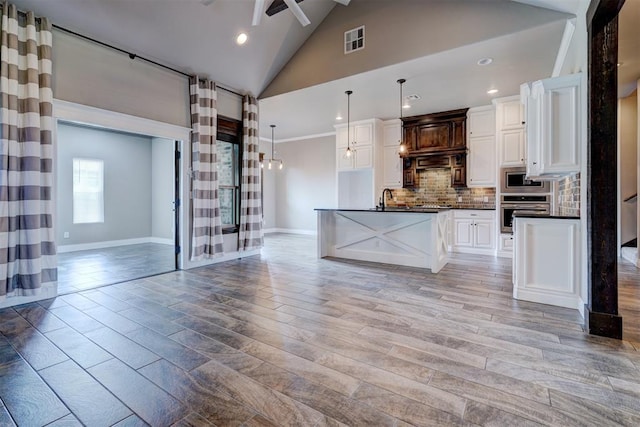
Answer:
[316,208,449,273]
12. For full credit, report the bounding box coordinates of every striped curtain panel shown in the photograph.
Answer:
[189,76,224,260]
[238,95,263,251]
[0,4,57,301]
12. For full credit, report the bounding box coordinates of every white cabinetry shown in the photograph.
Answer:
[521,73,582,179]
[336,121,375,170]
[467,106,496,187]
[513,217,582,310]
[382,119,402,188]
[452,210,495,254]
[499,233,514,254]
[335,119,383,209]
[494,96,525,167]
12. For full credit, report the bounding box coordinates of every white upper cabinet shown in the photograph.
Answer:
[500,128,526,167]
[335,119,379,170]
[468,106,496,137]
[497,98,524,130]
[522,73,582,179]
[382,120,402,188]
[494,96,525,167]
[467,106,496,187]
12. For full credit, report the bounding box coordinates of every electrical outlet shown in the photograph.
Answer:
[63,232,69,239]
[483,196,489,202]
[457,196,462,202]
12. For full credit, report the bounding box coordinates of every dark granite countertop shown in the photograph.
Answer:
[316,205,496,213]
[315,208,449,213]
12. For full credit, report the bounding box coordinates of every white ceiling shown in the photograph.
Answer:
[10,0,639,141]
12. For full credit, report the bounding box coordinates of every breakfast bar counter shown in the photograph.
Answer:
[315,208,450,273]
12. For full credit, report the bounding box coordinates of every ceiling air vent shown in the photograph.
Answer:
[344,25,365,54]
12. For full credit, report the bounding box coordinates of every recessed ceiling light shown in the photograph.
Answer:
[336,115,342,120]
[236,33,248,45]
[402,104,411,109]
[477,57,493,66]
[487,89,499,94]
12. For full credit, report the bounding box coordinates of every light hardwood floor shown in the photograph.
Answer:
[0,233,639,426]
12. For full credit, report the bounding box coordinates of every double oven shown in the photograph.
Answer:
[500,167,550,233]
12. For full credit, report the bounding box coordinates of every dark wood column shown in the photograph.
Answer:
[585,0,625,339]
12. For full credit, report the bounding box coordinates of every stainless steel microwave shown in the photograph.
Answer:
[500,167,550,193]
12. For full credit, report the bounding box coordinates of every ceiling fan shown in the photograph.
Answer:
[262,0,350,27]
[203,0,350,27]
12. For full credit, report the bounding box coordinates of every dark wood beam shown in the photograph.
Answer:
[586,0,625,339]
[265,0,305,17]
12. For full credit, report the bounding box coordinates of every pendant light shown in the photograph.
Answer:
[262,124,284,170]
[345,90,353,158]
[397,78,407,154]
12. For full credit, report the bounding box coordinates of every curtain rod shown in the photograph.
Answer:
[51,24,245,98]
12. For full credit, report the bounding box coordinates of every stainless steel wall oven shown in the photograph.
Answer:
[500,194,551,233]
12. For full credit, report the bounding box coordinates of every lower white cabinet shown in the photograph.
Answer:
[452,210,495,254]
[513,217,582,310]
[499,233,514,254]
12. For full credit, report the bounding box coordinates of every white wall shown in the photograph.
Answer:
[267,135,336,233]
[619,91,638,246]
[52,29,243,125]
[151,138,175,241]
[56,123,153,246]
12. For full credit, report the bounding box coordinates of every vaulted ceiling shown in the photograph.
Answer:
[10,0,639,140]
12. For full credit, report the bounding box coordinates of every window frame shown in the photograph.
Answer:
[217,116,243,234]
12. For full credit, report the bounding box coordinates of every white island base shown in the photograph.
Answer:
[316,209,449,273]
[513,216,583,311]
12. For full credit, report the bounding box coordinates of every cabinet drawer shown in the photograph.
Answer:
[500,234,514,251]
[453,210,495,220]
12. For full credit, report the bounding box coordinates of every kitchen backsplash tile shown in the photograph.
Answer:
[557,172,580,216]
[388,168,496,209]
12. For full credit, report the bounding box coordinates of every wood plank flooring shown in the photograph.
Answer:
[0,233,639,426]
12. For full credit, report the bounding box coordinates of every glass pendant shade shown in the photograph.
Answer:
[264,124,283,171]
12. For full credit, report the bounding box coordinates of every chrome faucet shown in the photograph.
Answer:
[380,188,393,211]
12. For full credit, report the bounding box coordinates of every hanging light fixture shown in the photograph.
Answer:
[397,78,407,154]
[263,124,284,170]
[345,90,354,157]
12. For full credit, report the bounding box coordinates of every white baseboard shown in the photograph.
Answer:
[263,228,317,236]
[58,237,174,253]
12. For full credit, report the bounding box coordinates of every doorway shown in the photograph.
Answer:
[53,100,191,295]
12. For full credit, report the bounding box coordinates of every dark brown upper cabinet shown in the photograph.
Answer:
[401,108,468,156]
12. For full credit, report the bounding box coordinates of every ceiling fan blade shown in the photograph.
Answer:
[333,0,351,5]
[265,0,304,17]
[252,0,265,26]
[283,0,310,26]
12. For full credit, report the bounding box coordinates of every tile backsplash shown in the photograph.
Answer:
[557,172,580,216]
[388,168,496,208]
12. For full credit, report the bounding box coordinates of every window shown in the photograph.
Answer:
[72,158,104,224]
[216,116,242,232]
[217,140,240,230]
[344,25,365,54]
